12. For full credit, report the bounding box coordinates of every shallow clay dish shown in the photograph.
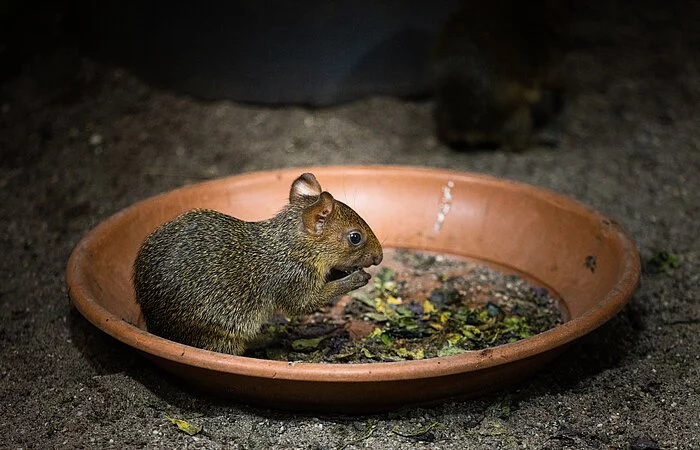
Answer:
[66,166,640,412]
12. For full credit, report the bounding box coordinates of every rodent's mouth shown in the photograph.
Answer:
[326,266,362,282]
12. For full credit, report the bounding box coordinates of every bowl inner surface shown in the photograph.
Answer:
[67,166,640,383]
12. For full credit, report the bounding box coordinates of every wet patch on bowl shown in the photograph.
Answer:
[245,248,566,363]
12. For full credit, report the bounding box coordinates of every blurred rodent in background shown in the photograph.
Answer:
[431,0,568,151]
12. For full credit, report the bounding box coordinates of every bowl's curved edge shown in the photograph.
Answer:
[66,165,641,384]
[138,345,571,413]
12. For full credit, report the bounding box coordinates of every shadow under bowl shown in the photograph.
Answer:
[66,165,640,412]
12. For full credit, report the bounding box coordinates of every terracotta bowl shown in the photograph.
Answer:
[66,166,640,412]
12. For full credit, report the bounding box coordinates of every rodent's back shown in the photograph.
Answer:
[133,209,279,352]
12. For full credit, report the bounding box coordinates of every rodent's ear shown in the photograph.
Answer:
[290,173,322,203]
[302,191,334,235]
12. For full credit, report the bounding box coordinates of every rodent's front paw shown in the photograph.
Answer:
[347,269,371,289]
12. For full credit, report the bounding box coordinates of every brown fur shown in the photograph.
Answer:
[133,173,383,355]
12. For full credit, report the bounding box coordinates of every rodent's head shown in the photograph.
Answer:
[289,173,383,279]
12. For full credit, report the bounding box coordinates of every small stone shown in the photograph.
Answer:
[630,436,660,450]
[88,134,103,146]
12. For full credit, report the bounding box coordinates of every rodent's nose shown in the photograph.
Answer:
[372,253,383,266]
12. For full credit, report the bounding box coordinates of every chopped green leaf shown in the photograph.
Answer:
[361,347,374,358]
[166,416,202,436]
[351,291,376,307]
[647,250,682,274]
[395,306,415,317]
[379,333,393,346]
[338,420,377,450]
[437,345,468,357]
[291,335,327,350]
[365,312,389,322]
[391,421,445,438]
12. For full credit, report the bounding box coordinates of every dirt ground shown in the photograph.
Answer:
[1,1,699,449]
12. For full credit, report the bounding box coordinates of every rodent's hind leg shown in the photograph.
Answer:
[530,88,565,149]
[201,336,246,356]
[531,88,564,128]
[184,326,247,355]
[501,105,534,152]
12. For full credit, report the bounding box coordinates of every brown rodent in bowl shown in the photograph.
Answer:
[133,173,383,355]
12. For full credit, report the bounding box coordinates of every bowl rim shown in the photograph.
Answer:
[66,165,641,382]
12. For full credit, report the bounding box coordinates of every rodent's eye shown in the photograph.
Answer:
[348,231,363,246]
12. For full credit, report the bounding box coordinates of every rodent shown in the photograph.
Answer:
[431,0,567,151]
[133,173,383,355]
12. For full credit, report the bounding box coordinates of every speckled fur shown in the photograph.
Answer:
[133,174,382,355]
